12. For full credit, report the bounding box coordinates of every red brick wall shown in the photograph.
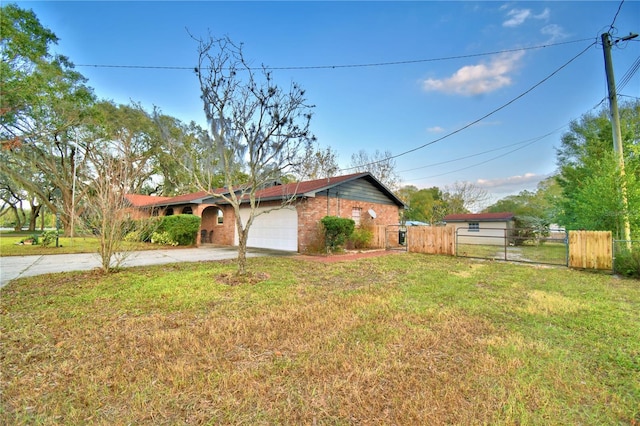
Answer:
[131,196,400,251]
[195,204,235,245]
[296,196,400,252]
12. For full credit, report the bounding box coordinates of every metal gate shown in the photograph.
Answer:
[455,227,568,266]
[386,225,408,251]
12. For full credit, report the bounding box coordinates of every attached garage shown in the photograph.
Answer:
[126,172,406,252]
[235,206,298,251]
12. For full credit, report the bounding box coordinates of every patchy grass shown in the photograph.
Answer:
[0,235,177,256]
[1,254,638,424]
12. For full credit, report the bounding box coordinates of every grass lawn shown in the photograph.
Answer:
[1,253,638,424]
[458,242,568,266]
[0,234,175,256]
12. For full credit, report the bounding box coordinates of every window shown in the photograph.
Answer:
[352,207,362,226]
[217,209,224,224]
[469,222,479,232]
[182,206,193,215]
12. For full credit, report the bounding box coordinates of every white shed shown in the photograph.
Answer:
[443,212,515,245]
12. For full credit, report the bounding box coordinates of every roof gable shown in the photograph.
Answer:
[252,172,405,207]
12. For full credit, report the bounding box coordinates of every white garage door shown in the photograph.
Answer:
[235,206,298,251]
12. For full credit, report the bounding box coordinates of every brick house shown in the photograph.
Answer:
[126,172,406,252]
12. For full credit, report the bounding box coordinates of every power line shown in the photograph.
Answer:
[608,0,625,33]
[617,56,640,91]
[74,38,594,71]
[342,40,597,172]
[398,127,566,174]
[407,137,547,182]
[400,97,609,184]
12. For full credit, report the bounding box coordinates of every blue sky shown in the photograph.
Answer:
[13,1,640,202]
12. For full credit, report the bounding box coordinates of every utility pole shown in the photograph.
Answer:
[601,32,636,242]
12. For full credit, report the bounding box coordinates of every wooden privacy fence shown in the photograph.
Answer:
[371,225,387,249]
[406,225,456,255]
[568,230,612,270]
[371,226,612,271]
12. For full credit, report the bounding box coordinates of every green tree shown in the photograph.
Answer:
[153,111,244,195]
[485,176,562,223]
[555,101,639,238]
[1,4,96,234]
[398,185,446,224]
[0,3,59,127]
[93,101,163,194]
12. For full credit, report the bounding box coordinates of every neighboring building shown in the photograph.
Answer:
[126,172,406,252]
[443,212,515,245]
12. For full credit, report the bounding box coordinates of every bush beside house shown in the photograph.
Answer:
[125,215,201,246]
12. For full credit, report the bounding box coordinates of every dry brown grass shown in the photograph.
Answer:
[1,254,638,424]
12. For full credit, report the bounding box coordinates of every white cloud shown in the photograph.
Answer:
[503,9,531,27]
[427,126,445,133]
[421,51,525,96]
[502,7,550,27]
[540,24,568,43]
[534,8,550,20]
[476,172,546,192]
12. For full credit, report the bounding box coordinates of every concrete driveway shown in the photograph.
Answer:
[0,246,289,288]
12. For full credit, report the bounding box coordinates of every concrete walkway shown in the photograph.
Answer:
[0,246,288,288]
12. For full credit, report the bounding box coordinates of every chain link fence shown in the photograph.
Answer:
[455,227,568,266]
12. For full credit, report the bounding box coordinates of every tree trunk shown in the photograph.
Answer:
[11,206,25,231]
[236,227,249,275]
[39,205,46,230]
[28,203,41,231]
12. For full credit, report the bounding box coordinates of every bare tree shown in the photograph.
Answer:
[82,144,134,273]
[349,149,400,191]
[295,143,340,180]
[444,181,490,213]
[194,35,315,275]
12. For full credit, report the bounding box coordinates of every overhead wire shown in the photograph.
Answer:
[404,1,633,192]
[340,40,597,173]
[74,38,594,71]
[408,135,551,181]
[398,126,567,174]
[617,56,640,92]
[400,96,610,182]
[608,0,625,33]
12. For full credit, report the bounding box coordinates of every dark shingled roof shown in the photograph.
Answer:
[125,172,406,208]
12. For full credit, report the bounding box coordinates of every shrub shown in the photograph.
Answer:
[321,216,355,252]
[124,217,167,243]
[124,230,142,242]
[158,214,201,246]
[302,223,327,254]
[151,231,179,246]
[138,217,163,242]
[40,230,58,247]
[123,215,199,245]
[348,226,373,250]
[614,246,640,278]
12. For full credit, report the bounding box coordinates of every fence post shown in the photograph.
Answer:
[504,228,508,261]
